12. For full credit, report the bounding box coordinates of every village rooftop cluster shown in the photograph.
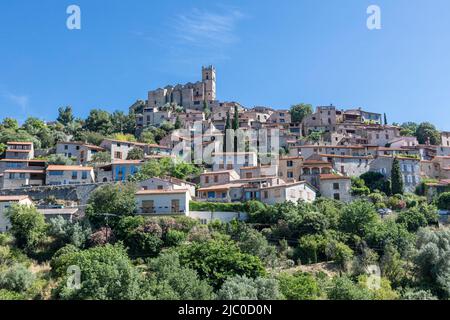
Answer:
[0,66,449,231]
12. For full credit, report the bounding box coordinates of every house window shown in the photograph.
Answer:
[333,183,340,190]
[157,185,163,190]
[274,189,281,197]
[114,152,122,159]
[214,175,219,183]
[9,173,15,179]
[263,191,269,199]
[287,161,293,167]
[64,145,68,150]
[334,193,341,200]
[172,199,180,212]
[72,171,78,180]
[245,172,253,179]
[142,200,154,214]
[287,171,294,179]
[82,171,88,180]
[49,171,64,176]
[19,173,26,179]
[205,176,210,184]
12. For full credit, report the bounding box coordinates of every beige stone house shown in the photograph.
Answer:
[138,176,196,197]
[46,165,95,185]
[5,142,34,160]
[200,170,240,188]
[319,174,352,202]
[56,141,105,164]
[278,156,303,182]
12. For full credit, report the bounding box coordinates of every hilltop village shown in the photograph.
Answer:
[1,66,450,300]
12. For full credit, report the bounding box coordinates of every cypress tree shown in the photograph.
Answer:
[175,116,182,129]
[391,157,404,195]
[384,113,388,125]
[224,111,231,152]
[233,106,239,130]
[233,106,239,152]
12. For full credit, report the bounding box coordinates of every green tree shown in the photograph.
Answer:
[203,100,211,120]
[139,129,156,144]
[174,116,182,130]
[53,244,145,300]
[126,148,145,160]
[5,204,47,253]
[396,207,428,232]
[84,109,113,135]
[48,216,92,249]
[57,106,74,126]
[290,103,313,123]
[414,228,450,298]
[2,118,19,130]
[218,275,283,300]
[437,192,450,210]
[177,239,266,289]
[339,200,379,237]
[384,113,388,125]
[326,276,373,300]
[399,122,418,137]
[233,106,239,131]
[146,252,215,300]
[278,272,320,300]
[391,158,404,195]
[75,130,105,146]
[224,111,231,152]
[22,117,46,135]
[86,183,137,228]
[360,172,387,192]
[0,263,36,294]
[415,122,440,145]
[110,111,136,134]
[89,151,111,165]
[45,154,76,165]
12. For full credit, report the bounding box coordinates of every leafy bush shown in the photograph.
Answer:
[217,275,283,300]
[437,192,450,210]
[177,239,266,289]
[277,272,320,300]
[0,263,36,293]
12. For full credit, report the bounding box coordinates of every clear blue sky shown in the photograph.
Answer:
[1,0,449,129]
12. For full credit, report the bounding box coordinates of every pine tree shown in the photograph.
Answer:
[391,158,404,195]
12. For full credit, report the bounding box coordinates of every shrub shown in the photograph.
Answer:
[277,272,320,300]
[437,192,450,210]
[0,263,36,293]
[164,229,187,247]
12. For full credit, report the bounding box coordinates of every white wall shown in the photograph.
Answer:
[189,211,248,224]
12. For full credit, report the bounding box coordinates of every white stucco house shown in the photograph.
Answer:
[135,189,191,216]
[0,195,33,232]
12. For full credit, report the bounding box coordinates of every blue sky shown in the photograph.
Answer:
[1,0,449,129]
